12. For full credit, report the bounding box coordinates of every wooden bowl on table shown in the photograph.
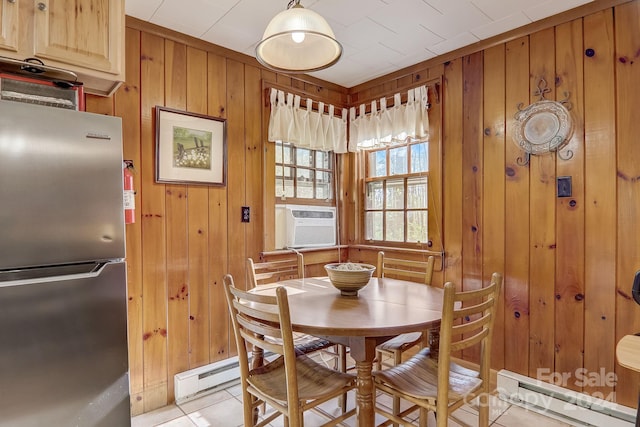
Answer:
[324,263,376,297]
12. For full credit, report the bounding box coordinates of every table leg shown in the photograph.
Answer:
[355,359,375,427]
[349,337,379,427]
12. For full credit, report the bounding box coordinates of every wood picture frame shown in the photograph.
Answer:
[155,106,227,186]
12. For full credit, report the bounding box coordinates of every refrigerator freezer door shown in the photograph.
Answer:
[0,100,125,270]
[0,261,130,427]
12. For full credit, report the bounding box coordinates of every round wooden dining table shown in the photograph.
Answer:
[253,276,445,427]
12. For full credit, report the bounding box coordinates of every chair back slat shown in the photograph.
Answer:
[248,254,304,288]
[449,328,490,352]
[451,311,492,337]
[452,298,494,320]
[377,251,435,285]
[436,272,502,417]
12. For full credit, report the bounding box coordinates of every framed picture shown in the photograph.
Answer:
[155,106,227,186]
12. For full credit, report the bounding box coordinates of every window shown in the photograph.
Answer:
[275,141,334,205]
[364,140,429,244]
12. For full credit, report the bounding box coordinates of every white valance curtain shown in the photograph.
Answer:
[348,85,430,151]
[267,88,349,153]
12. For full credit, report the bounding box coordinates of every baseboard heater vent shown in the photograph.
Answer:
[497,369,636,426]
[175,356,242,403]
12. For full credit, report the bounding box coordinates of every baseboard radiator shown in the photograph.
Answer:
[497,369,636,426]
[174,356,242,403]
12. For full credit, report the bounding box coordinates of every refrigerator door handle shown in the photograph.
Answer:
[0,262,108,288]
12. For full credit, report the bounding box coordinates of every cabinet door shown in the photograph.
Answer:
[0,0,19,52]
[33,0,123,74]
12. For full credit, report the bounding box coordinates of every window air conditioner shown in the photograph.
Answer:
[281,205,336,248]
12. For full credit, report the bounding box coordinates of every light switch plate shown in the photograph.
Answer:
[557,176,572,197]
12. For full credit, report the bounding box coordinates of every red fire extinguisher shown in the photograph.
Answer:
[123,160,135,224]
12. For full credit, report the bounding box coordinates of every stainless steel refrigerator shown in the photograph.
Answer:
[0,100,131,426]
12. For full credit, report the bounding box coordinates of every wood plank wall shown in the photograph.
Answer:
[84,1,640,415]
[346,1,640,410]
[85,19,349,414]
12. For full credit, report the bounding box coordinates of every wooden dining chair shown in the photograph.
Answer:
[247,255,349,411]
[372,272,503,427]
[247,255,346,369]
[223,274,357,427]
[376,251,437,426]
[376,251,437,370]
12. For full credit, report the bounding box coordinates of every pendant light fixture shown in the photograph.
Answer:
[256,0,342,73]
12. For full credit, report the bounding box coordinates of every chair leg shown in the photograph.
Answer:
[375,349,383,371]
[478,392,490,427]
[391,350,402,427]
[419,408,429,427]
[337,344,348,412]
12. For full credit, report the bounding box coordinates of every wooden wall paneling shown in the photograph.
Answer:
[186,46,211,369]
[262,71,278,251]
[582,9,616,400]
[140,31,168,411]
[482,44,506,369]
[461,52,484,364]
[164,40,189,403]
[85,94,114,115]
[504,36,531,375]
[614,0,640,408]
[244,64,264,262]
[442,58,463,286]
[527,28,557,377]
[206,52,231,362]
[554,19,586,392]
[225,59,247,291]
[113,26,143,415]
[427,81,444,286]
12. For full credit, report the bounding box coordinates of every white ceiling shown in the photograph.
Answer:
[125,0,593,88]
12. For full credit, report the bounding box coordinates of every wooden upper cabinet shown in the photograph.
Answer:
[0,0,19,52]
[0,0,124,96]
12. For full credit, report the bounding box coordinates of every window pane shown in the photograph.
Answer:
[316,150,330,169]
[407,177,427,209]
[366,182,384,209]
[296,148,312,167]
[411,142,428,173]
[315,171,332,199]
[368,150,386,177]
[407,210,428,243]
[283,166,294,198]
[282,143,293,164]
[365,211,383,240]
[386,179,404,209]
[297,169,314,198]
[386,211,404,241]
[389,146,407,175]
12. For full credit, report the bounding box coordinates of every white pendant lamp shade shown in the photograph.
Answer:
[256,3,342,73]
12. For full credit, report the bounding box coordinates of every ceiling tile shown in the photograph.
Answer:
[381,25,443,55]
[313,0,387,27]
[470,0,532,20]
[149,0,232,39]
[524,0,593,21]
[470,12,531,40]
[125,0,163,21]
[429,32,480,54]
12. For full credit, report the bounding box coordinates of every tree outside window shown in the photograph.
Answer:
[364,140,429,245]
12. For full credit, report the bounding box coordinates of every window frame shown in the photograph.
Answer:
[362,139,434,248]
[275,141,336,207]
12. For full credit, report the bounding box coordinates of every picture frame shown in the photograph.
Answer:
[155,106,227,186]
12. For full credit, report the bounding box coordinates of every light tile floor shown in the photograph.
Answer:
[131,381,574,427]
[132,351,574,427]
